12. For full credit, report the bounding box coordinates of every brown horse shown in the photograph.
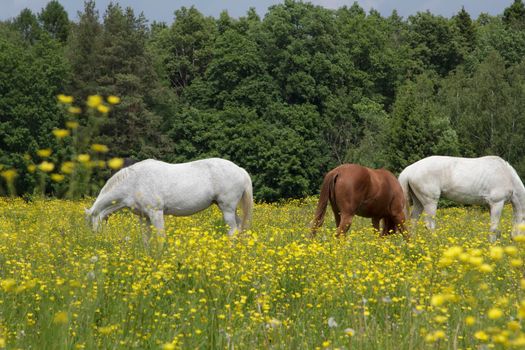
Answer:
[311,164,407,237]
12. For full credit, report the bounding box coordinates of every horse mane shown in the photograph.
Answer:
[100,166,134,195]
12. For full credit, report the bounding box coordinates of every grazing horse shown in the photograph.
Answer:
[86,158,253,243]
[398,155,525,239]
[311,164,407,237]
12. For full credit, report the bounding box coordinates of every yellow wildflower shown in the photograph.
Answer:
[474,330,489,341]
[433,330,446,339]
[91,144,109,153]
[504,246,518,256]
[107,95,121,104]
[61,162,75,174]
[38,161,55,173]
[108,157,124,170]
[1,278,16,292]
[0,337,5,348]
[434,315,448,323]
[50,173,65,182]
[511,258,523,267]
[86,95,102,108]
[66,121,79,129]
[161,343,176,350]
[489,246,504,260]
[97,104,110,114]
[479,264,493,273]
[511,335,525,346]
[431,294,446,307]
[488,308,503,319]
[443,246,462,258]
[1,169,17,182]
[519,300,525,318]
[77,154,90,163]
[37,148,52,157]
[27,164,36,173]
[52,129,70,139]
[513,235,525,243]
[465,316,476,325]
[57,94,73,104]
[98,325,115,335]
[53,311,68,324]
[507,320,520,331]
[68,106,82,114]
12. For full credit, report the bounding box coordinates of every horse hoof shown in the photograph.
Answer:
[487,233,500,243]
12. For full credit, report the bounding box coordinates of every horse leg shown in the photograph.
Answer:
[372,217,380,232]
[146,209,166,248]
[422,202,438,230]
[410,197,424,229]
[381,217,394,236]
[392,214,409,240]
[219,203,239,237]
[329,201,341,228]
[489,201,504,242]
[336,214,353,237]
[139,215,152,246]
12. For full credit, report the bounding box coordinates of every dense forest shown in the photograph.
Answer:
[2,0,525,201]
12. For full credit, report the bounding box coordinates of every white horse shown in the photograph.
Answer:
[85,158,253,243]
[398,155,525,239]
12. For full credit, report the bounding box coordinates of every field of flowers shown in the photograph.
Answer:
[1,197,525,349]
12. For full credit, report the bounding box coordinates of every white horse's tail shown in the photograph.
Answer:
[506,162,525,226]
[398,170,411,219]
[240,175,253,232]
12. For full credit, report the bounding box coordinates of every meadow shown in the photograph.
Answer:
[1,198,525,349]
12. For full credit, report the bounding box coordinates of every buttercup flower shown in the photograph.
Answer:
[108,157,124,170]
[57,94,73,104]
[107,95,121,104]
[52,129,70,139]
[38,161,55,173]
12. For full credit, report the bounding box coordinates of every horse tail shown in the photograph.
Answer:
[240,174,253,232]
[311,170,337,235]
[398,170,411,219]
[505,161,525,226]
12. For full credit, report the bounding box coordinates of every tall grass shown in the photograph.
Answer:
[1,197,524,349]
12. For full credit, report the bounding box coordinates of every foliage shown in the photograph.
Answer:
[4,0,525,200]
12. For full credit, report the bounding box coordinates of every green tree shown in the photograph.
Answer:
[388,74,459,172]
[38,0,70,43]
[407,11,463,76]
[0,26,69,193]
[442,52,525,162]
[12,8,41,43]
[453,7,476,53]
[503,0,525,29]
[67,0,102,99]
[95,4,172,160]
[159,7,216,94]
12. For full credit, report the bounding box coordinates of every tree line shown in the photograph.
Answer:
[2,0,525,201]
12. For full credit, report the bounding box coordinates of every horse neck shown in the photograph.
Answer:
[509,165,525,223]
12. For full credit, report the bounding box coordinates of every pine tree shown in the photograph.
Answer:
[38,0,70,42]
[503,0,525,29]
[67,0,102,99]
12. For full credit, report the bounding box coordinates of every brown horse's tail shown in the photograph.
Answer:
[311,171,337,235]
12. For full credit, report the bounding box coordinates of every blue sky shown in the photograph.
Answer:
[2,0,512,23]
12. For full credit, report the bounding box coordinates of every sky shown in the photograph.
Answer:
[1,0,513,23]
